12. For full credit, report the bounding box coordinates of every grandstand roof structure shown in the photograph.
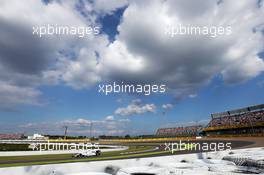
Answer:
[211,104,264,119]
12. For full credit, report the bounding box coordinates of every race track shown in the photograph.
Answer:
[0,137,263,167]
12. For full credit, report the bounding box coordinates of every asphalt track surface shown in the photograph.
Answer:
[0,137,263,167]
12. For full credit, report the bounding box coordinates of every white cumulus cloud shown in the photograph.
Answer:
[162,103,174,110]
[115,99,156,116]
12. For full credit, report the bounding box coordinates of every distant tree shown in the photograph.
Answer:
[125,134,131,139]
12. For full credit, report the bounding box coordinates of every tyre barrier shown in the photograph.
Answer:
[222,156,264,169]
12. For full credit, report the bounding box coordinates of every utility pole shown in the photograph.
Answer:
[64,126,68,140]
[89,122,93,139]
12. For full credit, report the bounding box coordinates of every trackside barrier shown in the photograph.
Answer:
[99,137,196,143]
[206,133,264,138]
[48,139,91,143]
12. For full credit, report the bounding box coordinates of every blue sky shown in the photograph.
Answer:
[1,72,263,135]
[0,0,263,136]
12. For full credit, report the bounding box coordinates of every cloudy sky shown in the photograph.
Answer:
[0,0,263,136]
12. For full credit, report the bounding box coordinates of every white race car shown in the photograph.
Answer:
[72,149,101,158]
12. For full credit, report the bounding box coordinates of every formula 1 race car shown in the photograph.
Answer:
[72,149,101,158]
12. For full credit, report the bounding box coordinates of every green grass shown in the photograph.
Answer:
[0,145,156,168]
[0,144,30,151]
[0,144,196,168]
[0,145,154,161]
[0,150,170,168]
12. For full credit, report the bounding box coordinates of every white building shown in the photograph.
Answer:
[27,133,48,140]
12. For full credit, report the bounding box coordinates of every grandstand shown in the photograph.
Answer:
[203,104,264,136]
[0,133,24,140]
[156,125,202,137]
[156,104,264,138]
